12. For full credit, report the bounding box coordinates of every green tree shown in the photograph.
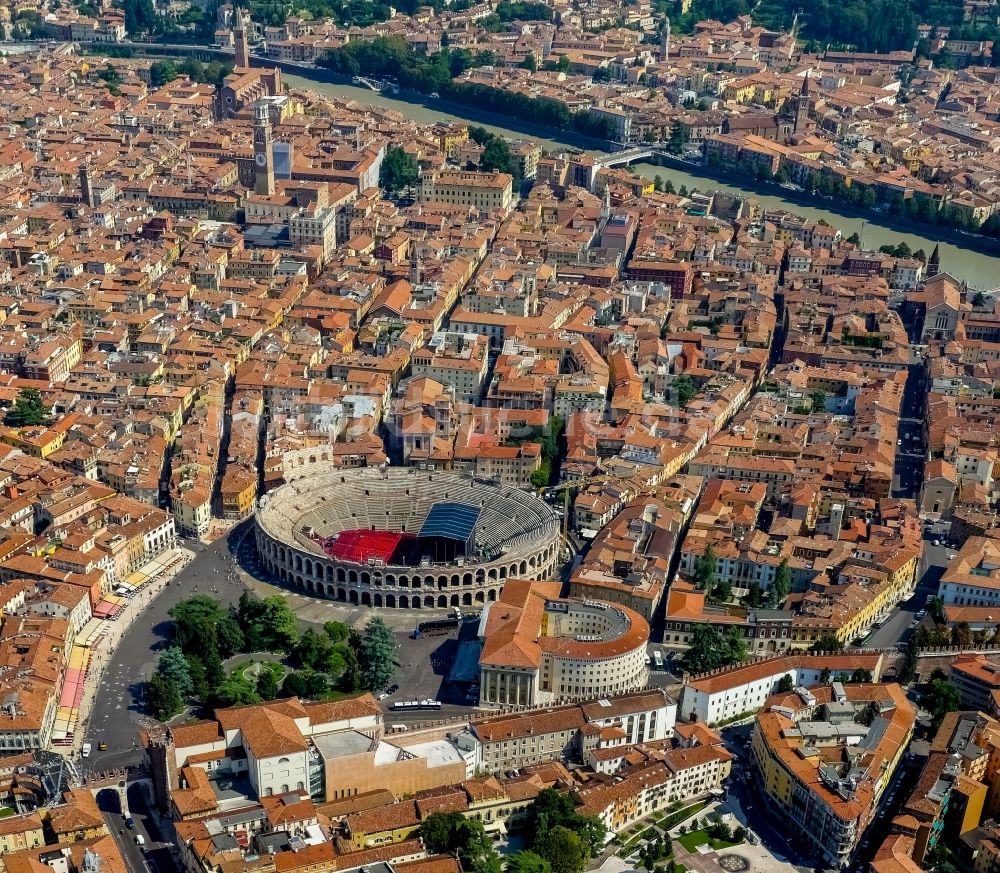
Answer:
[282,670,309,698]
[419,812,499,873]
[521,53,537,72]
[930,596,945,621]
[534,826,588,873]
[671,375,696,407]
[4,388,52,428]
[526,788,605,856]
[681,624,748,674]
[557,54,570,72]
[722,625,748,665]
[744,580,765,608]
[185,654,209,699]
[776,674,795,693]
[952,621,973,648]
[506,852,552,873]
[923,669,961,729]
[820,667,832,684]
[380,144,419,192]
[260,597,299,650]
[808,389,827,412]
[338,632,365,692]
[711,577,732,604]
[123,0,158,36]
[149,60,178,88]
[324,621,351,644]
[683,624,723,674]
[417,811,464,852]
[767,558,791,607]
[237,593,298,652]
[213,673,261,707]
[146,673,183,719]
[810,634,844,653]
[693,544,717,592]
[293,628,334,671]
[169,595,226,655]
[850,668,872,683]
[360,616,397,690]
[972,290,987,308]
[667,120,687,155]
[256,668,279,701]
[481,137,517,178]
[157,646,193,698]
[204,647,225,693]
[217,611,245,657]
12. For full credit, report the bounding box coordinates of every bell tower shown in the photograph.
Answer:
[253,100,275,196]
[794,73,811,135]
[233,6,251,69]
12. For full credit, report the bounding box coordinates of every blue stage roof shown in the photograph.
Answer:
[419,502,481,543]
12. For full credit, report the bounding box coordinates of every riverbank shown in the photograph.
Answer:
[648,152,1000,258]
[279,63,616,152]
[282,69,999,287]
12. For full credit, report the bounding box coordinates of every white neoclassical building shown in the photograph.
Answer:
[478,580,650,708]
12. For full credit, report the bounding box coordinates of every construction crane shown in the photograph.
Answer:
[538,472,658,550]
[538,473,614,551]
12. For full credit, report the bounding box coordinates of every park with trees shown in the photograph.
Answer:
[145,591,398,719]
[417,788,606,873]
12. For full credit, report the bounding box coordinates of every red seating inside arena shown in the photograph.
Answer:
[322,530,415,565]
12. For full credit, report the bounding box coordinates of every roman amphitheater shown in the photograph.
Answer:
[254,466,563,608]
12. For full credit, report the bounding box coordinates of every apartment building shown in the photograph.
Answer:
[752,683,914,869]
[419,170,514,215]
[410,331,490,404]
[679,652,886,725]
[458,687,676,772]
[939,536,1000,607]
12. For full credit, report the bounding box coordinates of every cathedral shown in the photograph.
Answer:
[216,7,282,120]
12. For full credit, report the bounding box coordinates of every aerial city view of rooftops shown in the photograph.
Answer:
[1,1,1000,872]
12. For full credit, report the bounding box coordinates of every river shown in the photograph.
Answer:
[284,73,1000,289]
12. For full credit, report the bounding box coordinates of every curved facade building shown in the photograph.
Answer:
[254,467,562,608]
[478,580,651,707]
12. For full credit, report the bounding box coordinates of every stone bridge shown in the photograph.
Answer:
[596,146,662,168]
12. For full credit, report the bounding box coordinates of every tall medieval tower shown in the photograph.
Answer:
[234,6,251,69]
[253,100,275,196]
